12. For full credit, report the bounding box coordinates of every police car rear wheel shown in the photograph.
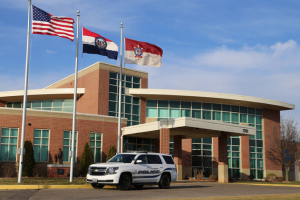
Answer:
[91,183,104,189]
[117,174,131,190]
[159,174,170,189]
[134,185,144,189]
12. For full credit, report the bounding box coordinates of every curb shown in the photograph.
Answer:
[0,185,117,190]
[234,183,300,187]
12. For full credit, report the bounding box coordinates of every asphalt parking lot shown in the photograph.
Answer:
[1,182,300,200]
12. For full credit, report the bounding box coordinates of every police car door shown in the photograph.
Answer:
[147,154,163,183]
[133,154,155,183]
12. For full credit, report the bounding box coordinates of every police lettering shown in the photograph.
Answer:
[138,170,160,174]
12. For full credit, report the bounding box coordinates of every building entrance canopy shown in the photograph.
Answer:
[122,117,256,139]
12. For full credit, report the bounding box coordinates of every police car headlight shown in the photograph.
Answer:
[107,167,119,174]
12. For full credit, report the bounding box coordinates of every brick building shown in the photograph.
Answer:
[0,61,298,182]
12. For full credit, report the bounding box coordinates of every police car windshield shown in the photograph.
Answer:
[108,154,136,163]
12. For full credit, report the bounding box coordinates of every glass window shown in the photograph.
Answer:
[162,155,175,164]
[222,105,230,112]
[248,115,255,124]
[231,113,239,122]
[147,155,162,164]
[90,132,102,163]
[136,155,147,164]
[33,129,49,161]
[203,103,211,110]
[256,109,262,115]
[248,107,255,115]
[110,72,118,79]
[231,106,239,113]
[240,114,247,123]
[181,101,191,108]
[192,102,201,109]
[147,100,157,107]
[192,110,201,119]
[256,116,262,125]
[63,130,77,162]
[158,100,168,107]
[213,111,221,121]
[232,138,240,145]
[147,108,157,117]
[222,112,230,122]
[32,101,41,109]
[170,109,180,118]
[6,102,12,108]
[203,111,211,120]
[240,107,247,114]
[158,108,168,118]
[213,104,221,111]
[181,109,191,117]
[0,128,18,161]
[170,101,180,108]
[133,77,140,83]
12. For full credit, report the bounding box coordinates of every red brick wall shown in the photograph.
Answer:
[57,69,101,115]
[98,69,109,115]
[212,137,218,168]
[140,98,146,124]
[0,100,6,107]
[213,134,228,166]
[263,109,281,171]
[241,136,250,169]
[47,166,70,178]
[0,113,121,163]
[182,138,192,167]
[159,128,170,154]
[174,135,182,165]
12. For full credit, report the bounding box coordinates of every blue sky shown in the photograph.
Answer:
[0,0,300,127]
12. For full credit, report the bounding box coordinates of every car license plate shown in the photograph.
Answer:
[92,178,97,183]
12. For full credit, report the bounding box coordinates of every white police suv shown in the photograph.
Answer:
[86,152,177,190]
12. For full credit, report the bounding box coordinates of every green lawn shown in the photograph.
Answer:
[0,177,88,185]
[155,193,300,200]
[234,181,300,185]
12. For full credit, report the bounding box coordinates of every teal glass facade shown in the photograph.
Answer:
[6,99,74,112]
[108,72,141,126]
[0,128,18,161]
[123,136,155,152]
[146,100,263,179]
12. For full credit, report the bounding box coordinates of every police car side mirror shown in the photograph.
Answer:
[135,160,142,164]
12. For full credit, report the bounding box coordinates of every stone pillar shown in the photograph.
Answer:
[159,128,170,154]
[174,135,183,180]
[182,138,192,179]
[240,135,250,180]
[214,133,229,183]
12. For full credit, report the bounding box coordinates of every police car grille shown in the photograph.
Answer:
[90,172,106,176]
[90,167,106,176]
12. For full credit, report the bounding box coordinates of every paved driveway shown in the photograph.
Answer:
[1,182,300,200]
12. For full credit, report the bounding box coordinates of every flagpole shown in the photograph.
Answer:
[18,0,32,183]
[70,10,80,183]
[117,22,123,153]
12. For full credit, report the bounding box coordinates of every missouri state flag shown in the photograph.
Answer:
[82,27,118,60]
[125,38,163,67]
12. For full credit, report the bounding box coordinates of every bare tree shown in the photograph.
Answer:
[266,116,300,181]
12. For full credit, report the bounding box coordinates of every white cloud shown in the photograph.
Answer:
[46,49,56,54]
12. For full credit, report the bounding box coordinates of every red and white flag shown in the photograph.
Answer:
[32,5,74,41]
[125,38,163,67]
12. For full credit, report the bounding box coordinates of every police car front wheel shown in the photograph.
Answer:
[159,174,170,189]
[117,174,132,190]
[91,183,104,189]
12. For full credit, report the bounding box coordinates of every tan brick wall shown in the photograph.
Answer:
[263,109,281,171]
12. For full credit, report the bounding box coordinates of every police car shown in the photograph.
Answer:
[86,152,177,190]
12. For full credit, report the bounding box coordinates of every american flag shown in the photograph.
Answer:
[32,5,74,41]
